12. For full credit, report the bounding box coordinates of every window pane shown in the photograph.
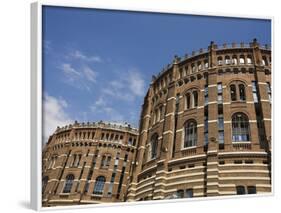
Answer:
[236,186,246,195]
[247,186,256,194]
[230,85,237,101]
[239,84,246,101]
[186,189,193,198]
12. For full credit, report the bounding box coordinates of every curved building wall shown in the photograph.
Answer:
[42,121,138,206]
[127,39,271,201]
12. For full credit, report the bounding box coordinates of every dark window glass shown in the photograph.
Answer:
[239,84,246,101]
[63,174,74,193]
[93,176,105,195]
[247,186,256,194]
[230,84,237,101]
[184,120,197,147]
[186,93,191,109]
[186,189,193,198]
[151,134,158,159]
[177,190,184,198]
[193,91,198,107]
[236,186,246,195]
[232,113,250,142]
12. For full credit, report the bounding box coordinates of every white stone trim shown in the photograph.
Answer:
[144,114,151,119]
[219,169,269,174]
[163,130,173,135]
[208,101,217,105]
[165,112,175,117]
[138,146,145,150]
[218,151,267,156]
[261,99,270,102]
[220,176,270,180]
[141,130,148,134]
[167,97,176,101]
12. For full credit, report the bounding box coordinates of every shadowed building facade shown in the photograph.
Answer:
[127,39,271,201]
[42,121,138,206]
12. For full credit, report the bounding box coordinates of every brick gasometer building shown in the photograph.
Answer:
[42,39,272,206]
[42,121,138,206]
[127,39,271,201]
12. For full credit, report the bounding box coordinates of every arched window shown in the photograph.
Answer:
[247,56,252,64]
[232,113,250,142]
[191,64,196,73]
[186,93,191,109]
[186,188,193,198]
[262,56,267,66]
[63,174,74,193]
[236,186,246,195]
[193,91,198,107]
[176,190,184,198]
[217,56,223,65]
[93,176,106,195]
[42,176,48,193]
[198,62,202,70]
[184,120,197,147]
[150,134,158,159]
[239,56,245,64]
[232,56,238,65]
[225,56,231,65]
[230,84,237,101]
[204,61,209,69]
[239,84,246,101]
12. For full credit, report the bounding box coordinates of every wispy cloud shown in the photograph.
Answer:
[88,68,145,126]
[127,70,145,96]
[70,50,102,63]
[43,40,52,54]
[101,68,145,102]
[90,97,125,122]
[59,63,97,90]
[43,93,73,144]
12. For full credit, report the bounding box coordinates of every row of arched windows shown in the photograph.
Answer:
[183,82,247,110]
[62,174,106,194]
[147,112,251,158]
[217,55,252,66]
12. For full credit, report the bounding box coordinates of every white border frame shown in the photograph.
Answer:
[31,0,274,211]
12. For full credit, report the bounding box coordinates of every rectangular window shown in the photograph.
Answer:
[252,81,259,103]
[204,132,208,145]
[204,85,208,105]
[218,116,224,130]
[185,189,193,198]
[218,131,224,144]
[247,186,257,194]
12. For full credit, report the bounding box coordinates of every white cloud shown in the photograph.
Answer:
[90,97,124,122]
[59,63,97,90]
[71,50,102,62]
[43,93,73,144]
[43,40,52,54]
[127,70,145,96]
[61,63,81,82]
[101,69,145,102]
[83,66,97,83]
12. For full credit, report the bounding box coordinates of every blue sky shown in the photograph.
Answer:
[42,6,271,142]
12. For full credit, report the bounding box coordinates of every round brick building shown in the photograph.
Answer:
[42,121,138,206]
[127,39,271,201]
